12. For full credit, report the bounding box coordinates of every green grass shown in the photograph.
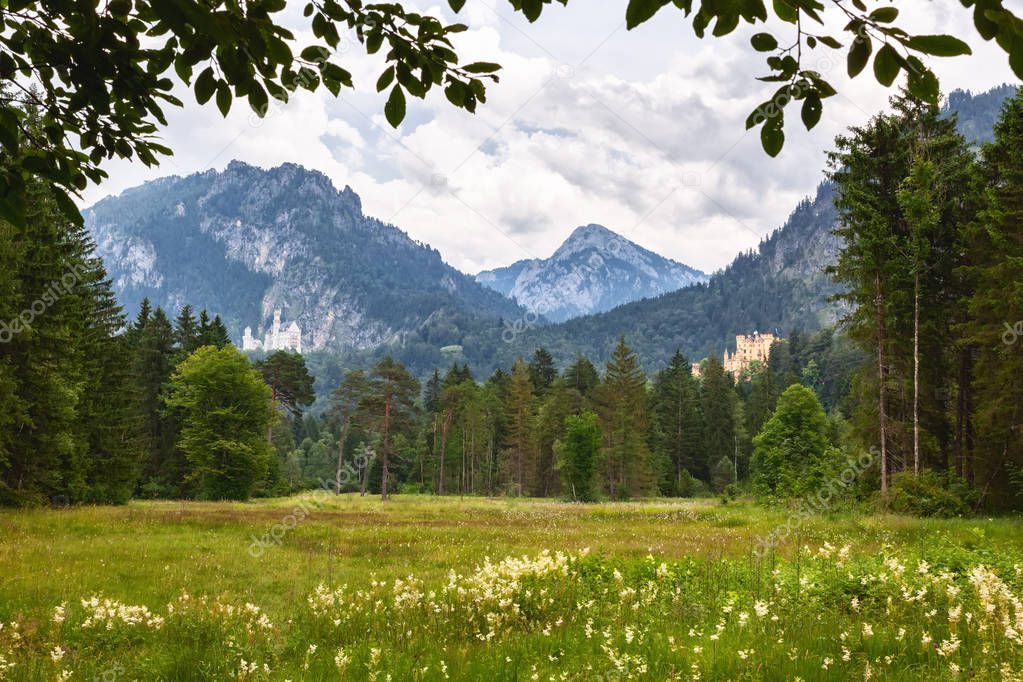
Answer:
[1,495,1021,680]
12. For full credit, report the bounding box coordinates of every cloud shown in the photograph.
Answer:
[84,2,1018,275]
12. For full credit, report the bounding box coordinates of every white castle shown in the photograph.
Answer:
[242,309,302,354]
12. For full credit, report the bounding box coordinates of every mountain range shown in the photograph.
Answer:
[85,160,525,356]
[85,84,1017,380]
[475,224,707,322]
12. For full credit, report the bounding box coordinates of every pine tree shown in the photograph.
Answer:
[699,356,735,486]
[255,351,315,445]
[829,92,976,489]
[960,91,1023,509]
[362,357,419,499]
[208,315,231,348]
[0,153,88,504]
[174,305,200,355]
[329,369,369,494]
[649,351,704,495]
[564,355,599,396]
[504,358,535,496]
[134,306,180,496]
[595,336,653,498]
[528,347,557,396]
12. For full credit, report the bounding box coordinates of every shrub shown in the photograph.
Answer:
[885,469,976,517]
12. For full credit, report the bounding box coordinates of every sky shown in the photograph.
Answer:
[82,1,1018,275]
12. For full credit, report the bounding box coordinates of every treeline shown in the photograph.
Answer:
[283,332,860,503]
[829,90,1023,510]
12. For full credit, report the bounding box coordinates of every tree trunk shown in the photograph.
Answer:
[438,408,453,495]
[381,395,391,500]
[268,384,278,445]
[335,416,350,495]
[875,272,889,493]
[913,271,920,476]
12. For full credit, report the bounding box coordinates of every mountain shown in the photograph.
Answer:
[490,182,843,372]
[477,85,1018,373]
[475,224,707,322]
[85,161,525,355]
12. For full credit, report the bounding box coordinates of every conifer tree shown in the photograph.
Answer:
[960,91,1023,508]
[564,355,599,397]
[362,357,419,499]
[504,358,536,496]
[596,337,653,498]
[134,306,180,496]
[174,305,200,355]
[649,351,704,495]
[528,347,557,396]
[699,356,736,486]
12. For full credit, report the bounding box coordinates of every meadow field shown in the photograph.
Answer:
[1,495,1022,680]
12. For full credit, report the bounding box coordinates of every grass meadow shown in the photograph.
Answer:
[1,495,1022,680]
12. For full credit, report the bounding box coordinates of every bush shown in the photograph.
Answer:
[676,469,711,498]
[885,469,977,517]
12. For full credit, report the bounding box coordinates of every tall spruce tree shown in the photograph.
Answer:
[362,357,419,499]
[649,351,704,495]
[528,347,557,396]
[504,358,536,496]
[830,92,977,490]
[699,356,736,486]
[596,337,654,498]
[960,91,1023,509]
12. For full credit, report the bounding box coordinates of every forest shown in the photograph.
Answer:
[1,90,1022,514]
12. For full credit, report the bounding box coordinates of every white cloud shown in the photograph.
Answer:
[84,2,1018,274]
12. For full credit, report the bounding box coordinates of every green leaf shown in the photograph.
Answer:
[800,94,822,129]
[377,66,395,92]
[448,0,467,11]
[847,35,872,77]
[751,33,778,52]
[873,43,901,86]
[772,0,798,24]
[1011,48,1023,81]
[906,64,940,104]
[216,82,232,116]
[195,67,216,104]
[626,0,668,30]
[463,62,502,74]
[869,7,898,23]
[761,120,784,157]
[520,0,543,22]
[905,34,972,57]
[384,85,406,128]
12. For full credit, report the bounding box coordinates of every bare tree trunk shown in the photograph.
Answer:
[335,417,350,495]
[438,409,453,495]
[913,272,920,476]
[875,273,889,493]
[381,397,391,500]
[268,385,277,445]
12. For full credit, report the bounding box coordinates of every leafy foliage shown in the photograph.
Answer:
[165,345,273,500]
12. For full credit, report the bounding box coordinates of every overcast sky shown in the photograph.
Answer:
[83,1,1018,274]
